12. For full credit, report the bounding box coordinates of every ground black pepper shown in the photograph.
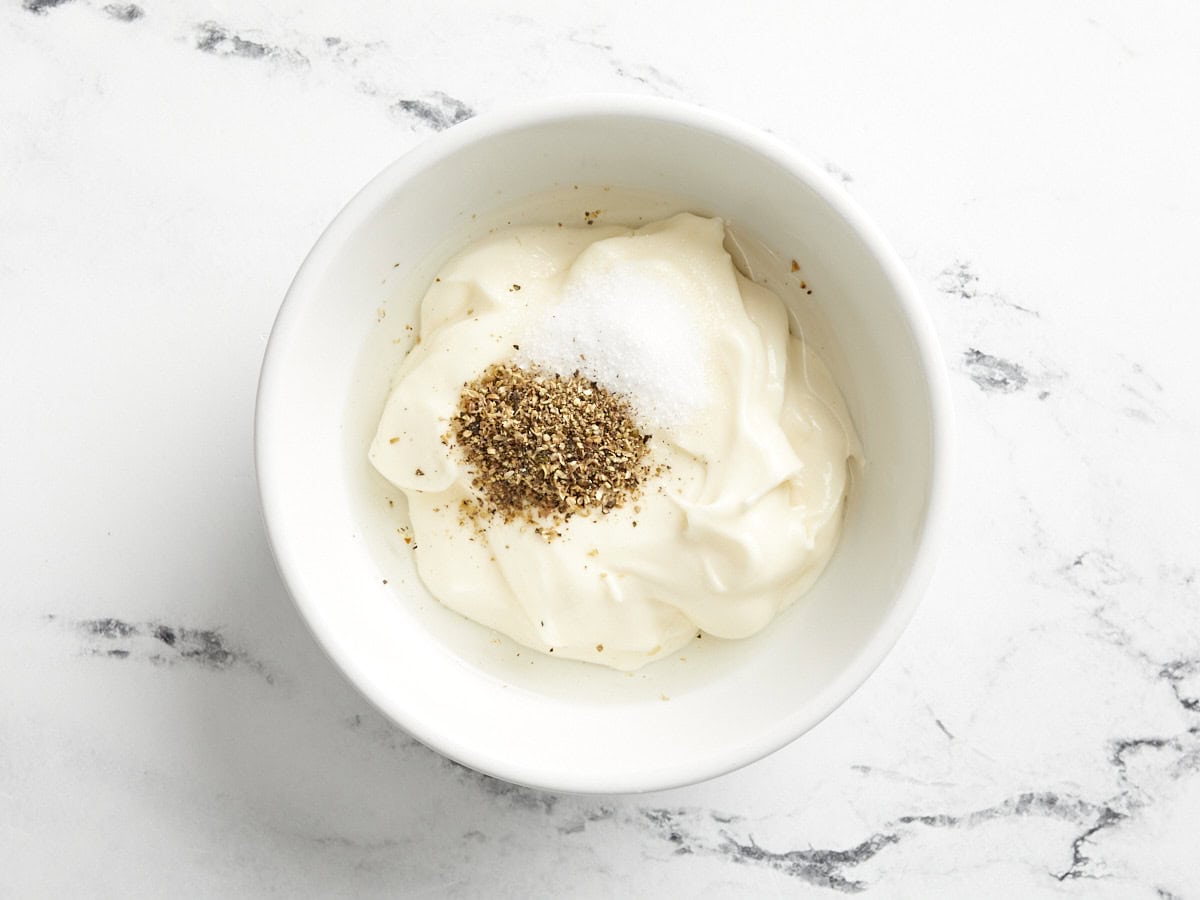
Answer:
[449,362,651,527]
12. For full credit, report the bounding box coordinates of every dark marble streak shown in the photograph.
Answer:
[824,161,854,184]
[1062,549,1130,597]
[1055,807,1126,882]
[550,784,1177,890]
[186,22,475,131]
[897,791,1108,830]
[557,805,617,835]
[393,91,474,131]
[936,260,983,300]
[641,808,699,855]
[196,21,288,61]
[891,792,1127,882]
[963,348,1029,393]
[1118,359,1167,424]
[343,712,424,753]
[633,806,897,892]
[22,0,71,13]
[565,30,685,99]
[1051,551,1200,881]
[81,617,137,639]
[104,3,143,21]
[613,62,683,95]
[1061,551,1200,717]
[23,0,141,21]
[1160,659,1200,713]
[936,260,1039,316]
[722,832,898,893]
[636,805,898,892]
[58,616,273,682]
[441,758,558,813]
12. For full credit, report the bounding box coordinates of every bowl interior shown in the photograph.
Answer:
[257,100,947,793]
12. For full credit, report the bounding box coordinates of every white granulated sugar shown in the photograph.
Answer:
[516,260,713,431]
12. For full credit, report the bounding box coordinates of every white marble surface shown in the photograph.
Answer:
[3,0,1199,895]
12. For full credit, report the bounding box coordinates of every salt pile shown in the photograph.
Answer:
[515,260,714,431]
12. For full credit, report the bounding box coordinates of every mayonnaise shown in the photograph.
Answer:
[370,213,859,671]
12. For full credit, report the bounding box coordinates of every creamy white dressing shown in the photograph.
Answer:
[369,213,859,671]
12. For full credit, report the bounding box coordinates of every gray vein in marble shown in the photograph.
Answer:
[22,0,71,13]
[891,791,1132,884]
[613,62,684,96]
[1061,552,1200,717]
[190,20,471,129]
[1124,359,1164,394]
[343,712,423,752]
[1047,554,1200,879]
[557,805,618,835]
[103,3,142,21]
[550,784,1180,889]
[442,759,558,813]
[719,831,898,892]
[271,823,406,857]
[849,765,958,788]
[1159,658,1200,714]
[1062,549,1133,597]
[897,792,1110,831]
[823,161,854,184]
[1117,358,1168,424]
[963,347,1029,393]
[596,793,1113,890]
[1066,736,1197,881]
[54,615,274,682]
[34,6,475,133]
[1055,806,1126,881]
[1062,550,1200,718]
[566,30,686,98]
[971,504,1199,885]
[567,31,613,53]
[935,260,982,300]
[936,260,1038,316]
[392,91,474,131]
[195,21,305,65]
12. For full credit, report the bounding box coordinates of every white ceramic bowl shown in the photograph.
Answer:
[256,96,952,794]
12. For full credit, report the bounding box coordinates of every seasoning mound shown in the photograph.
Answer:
[450,363,651,524]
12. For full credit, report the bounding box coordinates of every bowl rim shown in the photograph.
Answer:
[255,94,954,794]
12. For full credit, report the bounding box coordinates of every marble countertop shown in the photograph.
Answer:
[3,1,1198,896]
